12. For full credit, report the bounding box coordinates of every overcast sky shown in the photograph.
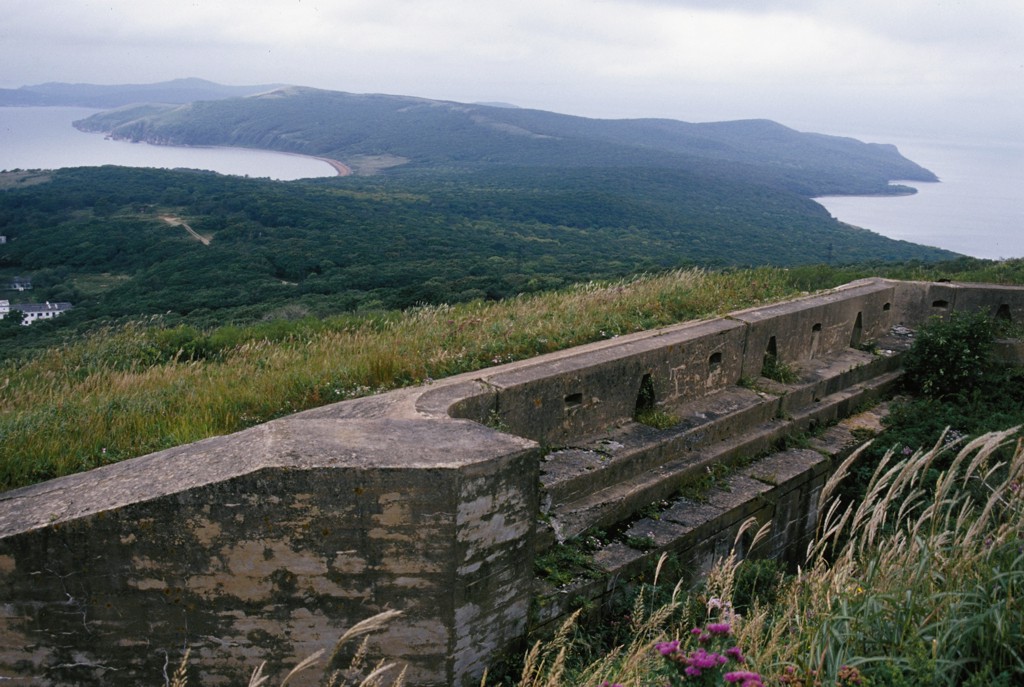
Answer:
[4,0,1022,141]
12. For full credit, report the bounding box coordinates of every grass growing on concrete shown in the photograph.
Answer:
[634,407,679,430]
[760,354,799,384]
[534,531,609,587]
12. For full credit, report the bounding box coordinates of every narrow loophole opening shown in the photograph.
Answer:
[850,312,863,348]
[761,336,779,377]
[634,374,655,414]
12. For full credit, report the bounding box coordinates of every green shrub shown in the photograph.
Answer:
[534,533,607,587]
[902,310,995,399]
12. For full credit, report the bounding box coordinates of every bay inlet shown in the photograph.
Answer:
[815,134,1024,260]
[0,107,336,181]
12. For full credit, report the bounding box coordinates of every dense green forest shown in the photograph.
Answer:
[0,164,956,358]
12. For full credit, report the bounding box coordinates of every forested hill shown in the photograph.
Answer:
[0,162,956,357]
[74,86,936,196]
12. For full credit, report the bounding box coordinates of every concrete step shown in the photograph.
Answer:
[539,385,777,507]
[776,347,903,413]
[531,403,892,631]
[538,353,903,547]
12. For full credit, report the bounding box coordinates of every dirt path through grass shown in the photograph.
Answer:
[160,215,211,245]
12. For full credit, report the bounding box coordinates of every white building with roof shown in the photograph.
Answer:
[0,300,72,325]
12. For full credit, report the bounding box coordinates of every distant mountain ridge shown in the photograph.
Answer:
[69,83,937,196]
[0,78,282,108]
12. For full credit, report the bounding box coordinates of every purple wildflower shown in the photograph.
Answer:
[655,640,680,656]
[689,647,726,669]
[656,623,755,685]
[837,665,865,686]
[725,645,745,663]
[690,626,712,643]
[724,670,764,687]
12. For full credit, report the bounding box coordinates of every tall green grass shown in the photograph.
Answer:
[0,267,800,490]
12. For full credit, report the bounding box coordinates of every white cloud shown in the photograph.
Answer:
[1,0,1021,139]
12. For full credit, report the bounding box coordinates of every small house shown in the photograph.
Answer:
[18,301,72,325]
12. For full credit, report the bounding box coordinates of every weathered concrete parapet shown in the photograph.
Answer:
[889,279,1024,326]
[731,279,896,376]
[445,279,901,446]
[3,278,1024,686]
[0,397,539,686]
[442,317,748,445]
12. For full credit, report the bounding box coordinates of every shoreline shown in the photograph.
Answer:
[313,156,353,176]
[98,132,353,178]
[813,180,936,202]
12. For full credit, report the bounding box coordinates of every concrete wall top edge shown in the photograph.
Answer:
[725,278,895,323]
[0,415,534,538]
[929,280,1024,290]
[416,380,496,420]
[478,317,744,387]
[276,417,536,470]
[0,425,272,536]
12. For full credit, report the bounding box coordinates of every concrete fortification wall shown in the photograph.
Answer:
[2,278,1023,686]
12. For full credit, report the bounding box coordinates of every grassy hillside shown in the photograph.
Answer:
[2,260,1023,492]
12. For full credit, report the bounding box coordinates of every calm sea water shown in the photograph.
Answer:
[816,134,1024,260]
[2,108,1020,258]
[0,107,335,180]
